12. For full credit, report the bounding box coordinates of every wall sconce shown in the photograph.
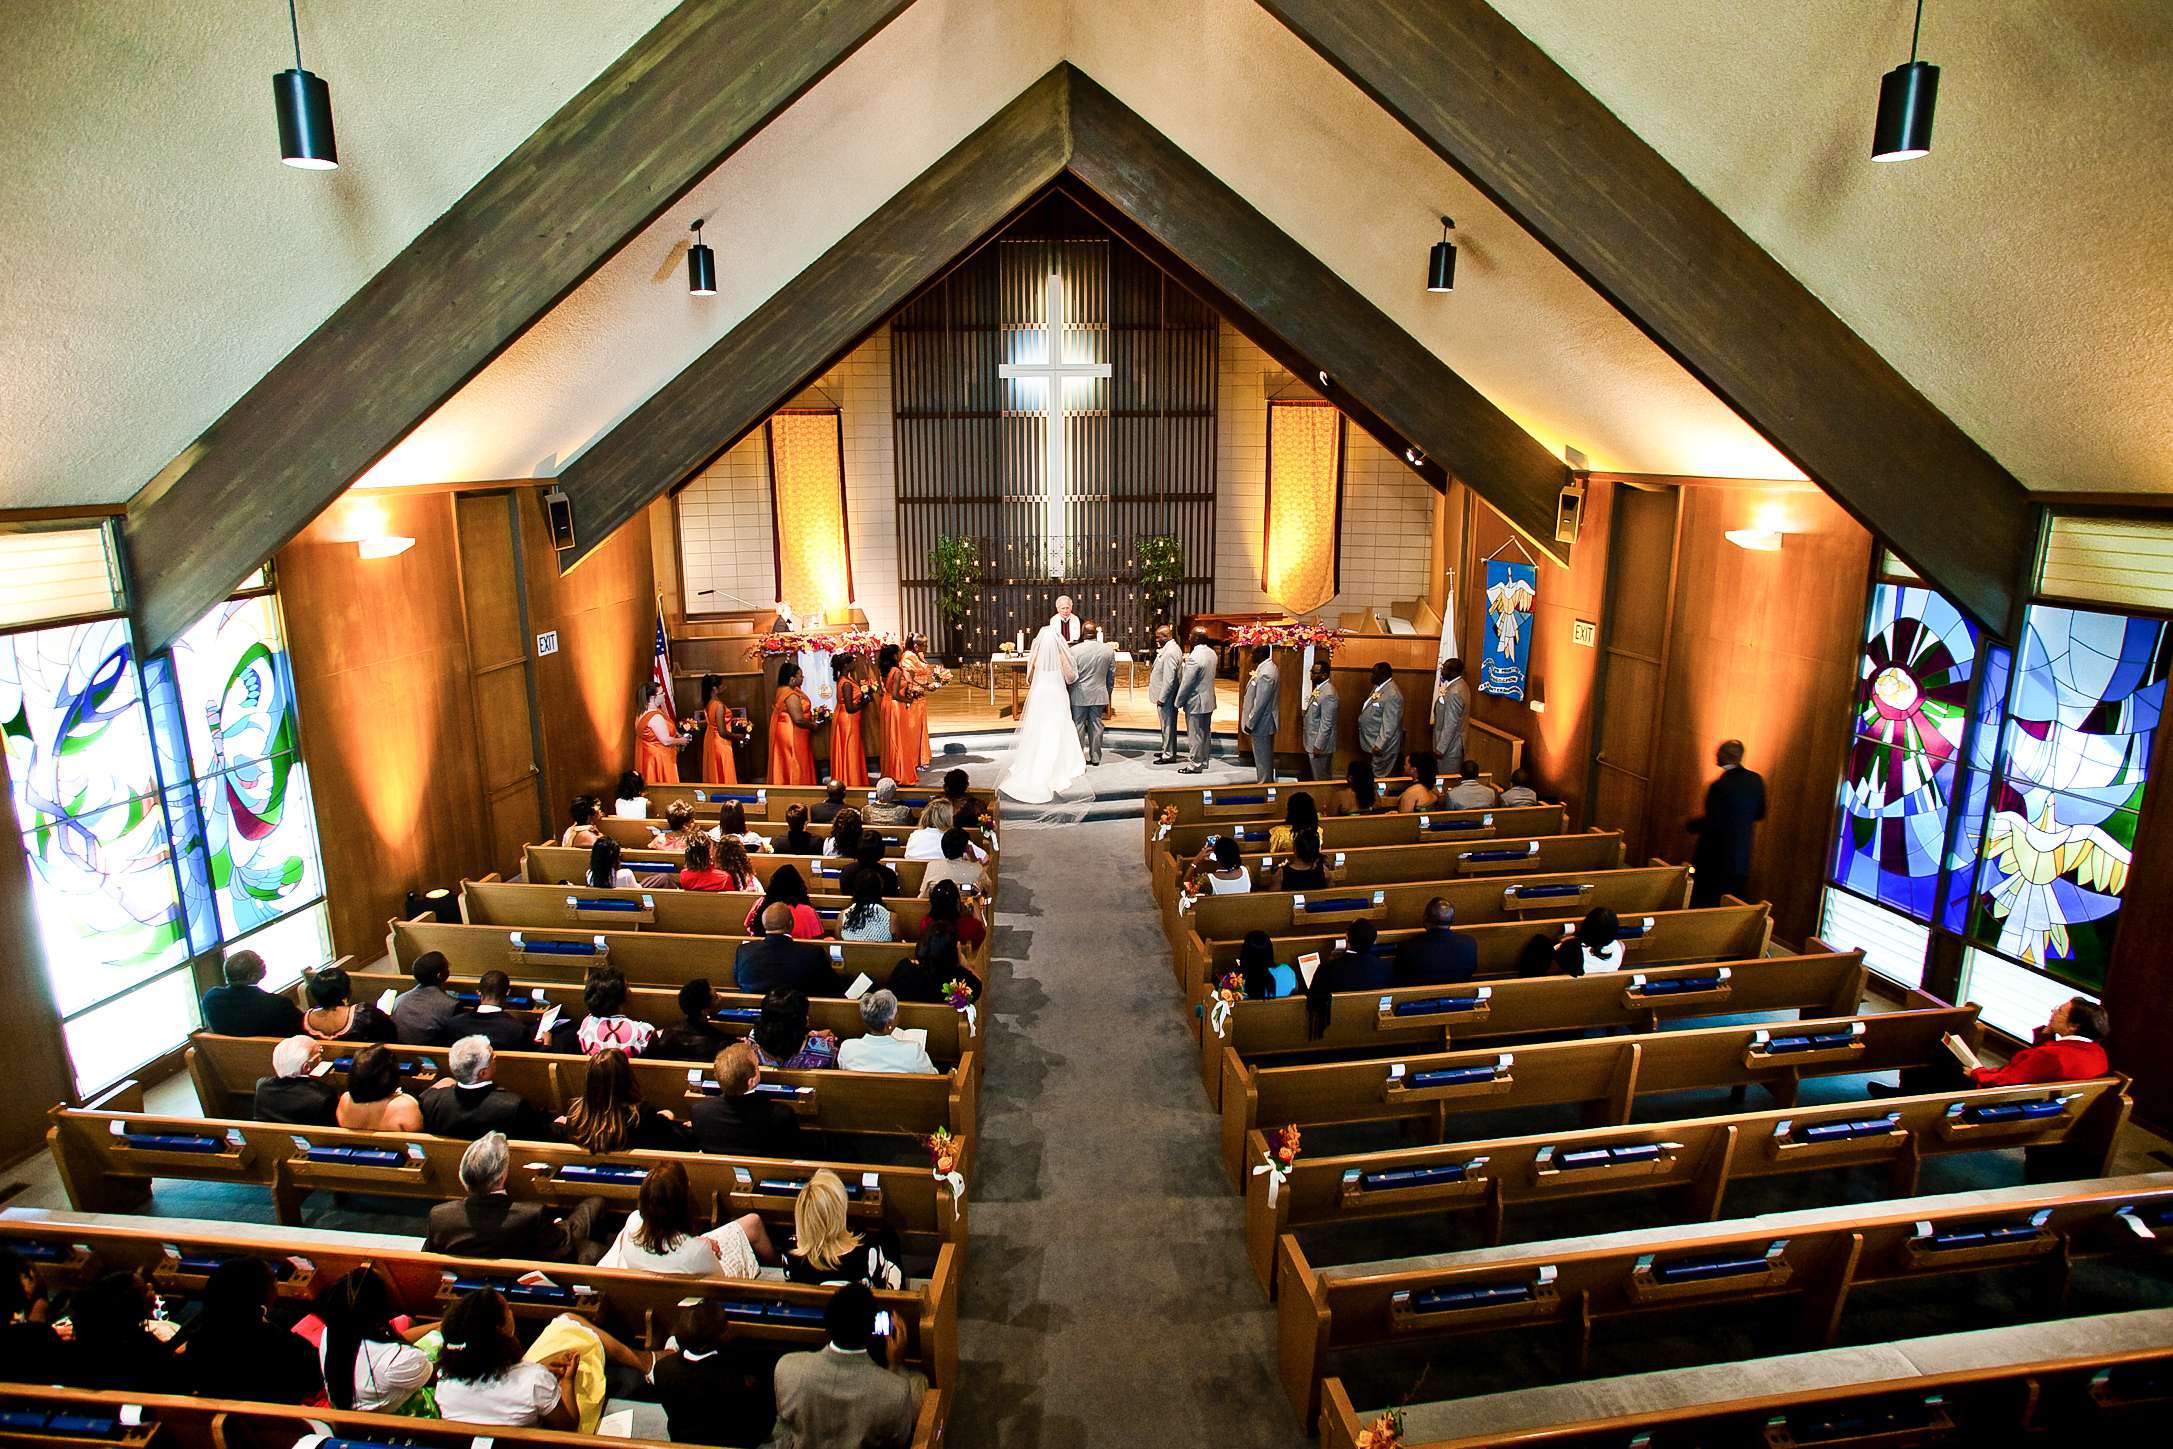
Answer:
[1724,528,1785,552]
[1528,677,1547,715]
[357,535,416,559]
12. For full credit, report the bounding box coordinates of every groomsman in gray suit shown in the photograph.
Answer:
[1176,629,1220,773]
[1241,645,1281,783]
[1148,624,1183,764]
[1303,656,1338,781]
[1357,661,1405,779]
[1068,622,1117,766]
[1431,657,1469,772]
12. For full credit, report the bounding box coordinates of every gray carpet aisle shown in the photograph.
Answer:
[949,815,1307,1449]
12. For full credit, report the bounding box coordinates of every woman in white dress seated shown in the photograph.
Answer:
[599,1160,778,1278]
[997,625,1086,804]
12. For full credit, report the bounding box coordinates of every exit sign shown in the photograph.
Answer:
[535,630,560,657]
[1571,620,1598,648]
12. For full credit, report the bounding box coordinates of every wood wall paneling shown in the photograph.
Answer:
[454,493,547,881]
[2104,716,2173,1128]
[0,763,81,1157]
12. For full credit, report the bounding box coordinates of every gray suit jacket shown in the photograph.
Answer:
[1148,640,1183,706]
[1431,677,1470,762]
[1242,660,1280,734]
[1177,643,1219,715]
[1358,679,1405,751]
[771,1346,924,1449]
[1303,680,1339,753]
[1068,640,1116,708]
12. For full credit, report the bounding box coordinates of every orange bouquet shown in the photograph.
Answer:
[1356,1409,1404,1449]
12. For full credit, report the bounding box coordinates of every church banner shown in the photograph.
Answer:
[1481,560,1538,700]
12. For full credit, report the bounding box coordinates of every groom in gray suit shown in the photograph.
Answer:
[1241,645,1280,783]
[1069,623,1117,766]
[1147,624,1182,763]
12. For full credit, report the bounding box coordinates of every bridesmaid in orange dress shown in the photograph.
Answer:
[902,633,935,774]
[634,685,687,785]
[828,653,871,787]
[768,661,818,785]
[699,673,738,785]
[877,643,910,782]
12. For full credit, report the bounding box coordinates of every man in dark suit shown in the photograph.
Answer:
[1393,897,1478,987]
[810,780,849,824]
[653,979,731,1061]
[692,1042,801,1160]
[734,905,846,997]
[1315,919,1396,995]
[1688,739,1767,907]
[200,950,303,1038]
[252,1036,338,1126]
[390,952,463,1047]
[418,1036,549,1141]
[448,970,533,1053]
[422,1132,605,1264]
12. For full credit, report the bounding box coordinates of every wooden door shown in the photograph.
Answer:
[455,493,548,877]
[1587,484,1681,862]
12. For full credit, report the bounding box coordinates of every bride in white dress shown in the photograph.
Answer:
[998,625,1087,803]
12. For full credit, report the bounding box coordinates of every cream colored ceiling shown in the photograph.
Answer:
[4,0,2165,516]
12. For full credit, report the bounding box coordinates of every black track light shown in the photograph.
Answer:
[1427,216,1457,292]
[688,219,717,296]
[274,0,337,169]
[1873,0,1939,162]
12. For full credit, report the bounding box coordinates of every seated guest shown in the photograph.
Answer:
[1236,929,1298,999]
[255,1034,339,1125]
[653,1302,770,1445]
[863,776,914,825]
[59,1271,183,1394]
[1514,933,1562,978]
[653,979,731,1061]
[712,834,760,892]
[612,770,651,820]
[391,950,462,1046]
[425,1133,605,1264]
[649,798,700,850]
[1968,997,2112,1087]
[175,1257,321,1404]
[754,989,839,1071]
[1266,791,1320,856]
[587,836,639,889]
[1271,828,1332,892]
[942,767,971,807]
[776,802,820,857]
[421,1035,549,1140]
[310,1268,434,1415]
[577,967,656,1056]
[709,800,771,854]
[844,838,901,899]
[908,879,985,952]
[903,798,956,860]
[1396,752,1444,813]
[0,1249,66,1389]
[810,780,850,824]
[558,1047,687,1152]
[785,1170,905,1289]
[1554,907,1623,976]
[735,904,846,997]
[560,794,603,848]
[1305,919,1394,1038]
[1497,767,1541,807]
[954,794,990,842]
[744,863,824,938]
[769,1283,925,1449]
[200,949,303,1038]
[1198,834,1251,896]
[302,964,396,1043]
[887,929,980,1008]
[453,969,535,1052]
[1444,758,1497,810]
[601,1160,776,1278]
[918,829,989,900]
[694,1042,801,1158]
[336,1044,424,1133]
[822,807,867,859]
[1326,758,1384,817]
[837,991,937,1075]
[838,871,894,943]
[1394,897,1477,987]
[433,1288,593,1429]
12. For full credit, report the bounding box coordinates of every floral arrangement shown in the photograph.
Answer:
[1230,621,1344,654]
[722,713,754,747]
[942,979,977,1011]
[1153,804,1179,839]
[1355,1409,1404,1449]
[806,705,834,729]
[748,630,886,660]
[1253,1124,1302,1207]
[1207,970,1247,1038]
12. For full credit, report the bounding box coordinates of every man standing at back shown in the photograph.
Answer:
[1241,645,1280,784]
[1068,622,1116,767]
[1148,624,1183,764]
[1431,657,1469,773]
[1176,629,1220,774]
[1357,662,1405,780]
[1688,739,1766,907]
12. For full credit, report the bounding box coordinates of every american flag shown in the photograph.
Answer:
[651,609,676,716]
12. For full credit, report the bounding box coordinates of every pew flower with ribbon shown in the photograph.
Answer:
[1252,1124,1301,1207]
[1154,804,1178,840]
[1355,1408,1404,1449]
[943,979,978,1037]
[1208,972,1246,1039]
[1229,622,1344,654]
[928,1127,965,1205]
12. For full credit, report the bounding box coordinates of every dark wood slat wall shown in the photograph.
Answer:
[894,211,1216,656]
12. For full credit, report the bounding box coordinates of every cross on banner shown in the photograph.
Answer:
[998,272,1111,579]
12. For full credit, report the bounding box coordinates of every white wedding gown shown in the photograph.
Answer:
[998,626,1088,803]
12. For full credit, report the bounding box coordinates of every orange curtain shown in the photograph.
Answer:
[1263,400,1343,614]
[768,410,853,623]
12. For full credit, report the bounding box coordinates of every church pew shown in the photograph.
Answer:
[185,1033,978,1146]
[1152,812,1417,906]
[1148,794,1557,877]
[650,779,999,822]
[44,1093,968,1253]
[1181,901,1776,1015]
[1196,946,1864,1107]
[1152,809,1574,911]
[337,967,976,1068]
[1274,1171,2173,1426]
[1239,1075,2131,1294]
[1316,1308,2173,1449]
[525,843,932,895]
[1236,832,1638,889]
[1216,996,1982,1186]
[595,815,1003,877]
[1144,775,1500,836]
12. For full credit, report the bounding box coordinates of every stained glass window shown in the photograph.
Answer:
[1828,584,1977,920]
[1938,641,2011,935]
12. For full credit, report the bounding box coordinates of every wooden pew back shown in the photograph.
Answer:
[385,920,924,999]
[524,843,932,893]
[649,780,997,821]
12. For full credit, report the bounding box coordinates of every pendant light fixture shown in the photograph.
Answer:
[687,218,717,296]
[273,0,338,170]
[1872,0,1939,162]
[1426,216,1457,292]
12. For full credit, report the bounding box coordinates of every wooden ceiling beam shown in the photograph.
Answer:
[1256,0,2034,633]
[121,0,914,652]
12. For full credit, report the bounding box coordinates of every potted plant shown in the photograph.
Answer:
[928,535,981,664]
[1139,534,1184,626]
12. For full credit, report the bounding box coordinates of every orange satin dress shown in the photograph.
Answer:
[635,706,682,785]
[702,697,738,785]
[902,651,934,772]
[880,666,912,782]
[829,676,870,787]
[769,687,817,785]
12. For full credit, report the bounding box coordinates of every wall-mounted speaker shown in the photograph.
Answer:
[544,487,576,552]
[1556,482,1585,546]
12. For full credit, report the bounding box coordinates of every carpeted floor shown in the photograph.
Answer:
[922,729,1263,824]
